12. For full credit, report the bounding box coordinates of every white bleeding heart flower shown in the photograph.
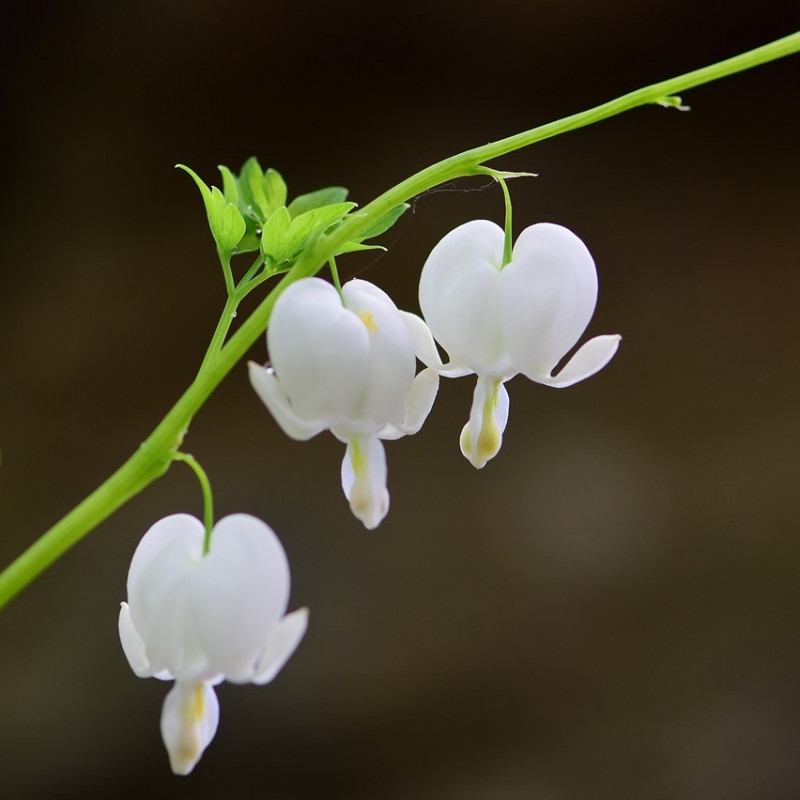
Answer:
[249,277,439,529]
[417,220,621,468]
[119,513,308,775]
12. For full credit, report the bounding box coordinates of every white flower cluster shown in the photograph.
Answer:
[252,219,620,512]
[120,219,619,774]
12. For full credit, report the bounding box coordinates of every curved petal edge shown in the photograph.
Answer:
[253,608,310,685]
[528,334,621,388]
[248,361,327,440]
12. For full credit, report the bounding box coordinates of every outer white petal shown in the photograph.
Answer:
[379,367,439,440]
[248,362,328,441]
[342,279,416,429]
[419,220,511,374]
[126,514,210,681]
[160,681,219,776]
[119,602,154,678]
[528,334,621,388]
[399,310,471,377]
[340,434,389,529]
[119,602,172,679]
[501,223,599,375]
[190,514,291,682]
[252,607,310,685]
[267,277,370,425]
[459,376,510,469]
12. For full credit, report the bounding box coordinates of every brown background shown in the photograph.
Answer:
[1,2,799,798]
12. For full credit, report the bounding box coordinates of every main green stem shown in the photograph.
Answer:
[0,31,797,610]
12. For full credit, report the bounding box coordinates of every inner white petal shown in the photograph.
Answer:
[459,375,510,469]
[160,681,220,776]
[340,435,390,529]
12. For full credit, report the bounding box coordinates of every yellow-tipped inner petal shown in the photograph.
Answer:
[188,684,205,724]
[476,378,502,462]
[173,684,206,770]
[349,439,371,517]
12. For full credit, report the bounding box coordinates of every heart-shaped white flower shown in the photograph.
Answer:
[417,220,621,467]
[119,513,308,774]
[249,277,439,529]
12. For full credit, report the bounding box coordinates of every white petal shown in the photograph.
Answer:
[342,279,416,429]
[340,435,389,529]
[126,514,209,680]
[529,334,621,388]
[400,310,443,368]
[459,376,510,469]
[119,602,162,679]
[419,220,511,374]
[248,362,327,441]
[399,311,471,377]
[501,223,599,375]
[379,367,439,440]
[190,514,291,682]
[267,277,370,425]
[160,681,219,776]
[252,608,309,685]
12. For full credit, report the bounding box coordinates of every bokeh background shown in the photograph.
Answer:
[1,2,799,798]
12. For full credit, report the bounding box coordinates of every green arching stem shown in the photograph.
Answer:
[475,166,530,266]
[496,176,514,268]
[0,31,797,611]
[199,292,240,373]
[329,256,343,295]
[198,254,265,371]
[173,453,215,554]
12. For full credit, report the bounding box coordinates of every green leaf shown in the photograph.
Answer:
[286,202,356,254]
[177,163,213,204]
[176,164,246,257]
[218,165,239,205]
[260,206,291,265]
[335,241,388,255]
[236,159,288,220]
[287,186,349,218]
[210,189,247,256]
[238,157,269,221]
[263,169,287,216]
[234,218,262,254]
[357,203,410,241]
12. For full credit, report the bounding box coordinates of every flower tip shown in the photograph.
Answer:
[351,485,390,529]
[459,422,501,469]
[161,682,219,777]
[458,378,509,469]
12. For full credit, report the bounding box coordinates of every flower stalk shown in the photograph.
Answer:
[173,453,215,553]
[0,31,797,610]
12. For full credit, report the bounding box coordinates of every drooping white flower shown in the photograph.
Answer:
[119,513,308,775]
[417,220,621,468]
[249,277,439,529]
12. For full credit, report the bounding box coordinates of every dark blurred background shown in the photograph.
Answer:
[1,2,799,798]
